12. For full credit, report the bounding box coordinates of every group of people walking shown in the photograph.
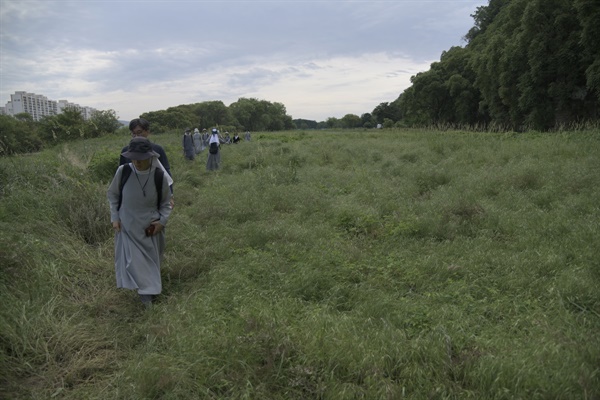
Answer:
[107,118,253,310]
[182,127,251,171]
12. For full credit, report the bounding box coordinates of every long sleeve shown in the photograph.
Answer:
[107,165,124,223]
[157,170,173,227]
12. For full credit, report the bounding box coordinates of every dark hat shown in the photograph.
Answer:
[121,137,159,160]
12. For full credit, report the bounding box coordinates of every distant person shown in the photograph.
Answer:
[193,128,202,154]
[232,132,241,144]
[120,118,174,207]
[206,128,221,171]
[244,130,251,141]
[202,128,209,150]
[108,137,173,309]
[182,128,195,160]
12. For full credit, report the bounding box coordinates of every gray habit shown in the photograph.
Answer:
[183,134,195,160]
[107,164,172,295]
[193,132,202,154]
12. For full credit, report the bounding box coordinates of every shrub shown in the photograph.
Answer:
[88,149,119,183]
[0,115,44,155]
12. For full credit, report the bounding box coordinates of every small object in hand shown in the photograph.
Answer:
[145,224,155,236]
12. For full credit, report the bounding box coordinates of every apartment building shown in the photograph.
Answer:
[2,91,98,121]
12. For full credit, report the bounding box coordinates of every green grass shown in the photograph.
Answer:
[1,129,599,399]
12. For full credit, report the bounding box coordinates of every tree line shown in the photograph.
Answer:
[3,0,597,155]
[379,0,600,131]
[0,109,122,155]
[140,98,294,134]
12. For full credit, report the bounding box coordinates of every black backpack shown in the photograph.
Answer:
[117,164,164,211]
[209,142,219,154]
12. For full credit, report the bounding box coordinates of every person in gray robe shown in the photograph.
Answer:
[107,137,173,308]
[182,129,195,160]
[193,128,202,154]
[201,129,209,150]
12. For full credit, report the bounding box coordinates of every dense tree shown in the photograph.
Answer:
[88,109,121,137]
[341,114,362,128]
[325,117,342,129]
[293,119,318,129]
[0,115,43,154]
[388,0,599,130]
[38,107,86,143]
[192,101,234,129]
[469,0,598,129]
[464,0,510,43]
[360,113,376,128]
[574,0,600,102]
[229,98,293,131]
[140,109,194,133]
[372,102,401,124]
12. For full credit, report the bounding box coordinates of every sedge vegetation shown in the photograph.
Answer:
[1,129,599,399]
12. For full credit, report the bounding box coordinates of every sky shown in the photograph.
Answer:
[0,0,487,122]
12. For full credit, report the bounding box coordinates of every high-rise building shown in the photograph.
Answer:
[2,91,98,121]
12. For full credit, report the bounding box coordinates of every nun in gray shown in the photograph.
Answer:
[107,137,173,308]
[193,128,202,154]
[182,128,195,160]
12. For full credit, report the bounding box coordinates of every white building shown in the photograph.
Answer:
[2,91,98,121]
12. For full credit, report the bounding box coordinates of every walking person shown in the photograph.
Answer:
[202,128,209,151]
[193,128,202,154]
[182,128,195,160]
[120,118,174,208]
[206,128,222,171]
[244,130,251,141]
[107,137,173,309]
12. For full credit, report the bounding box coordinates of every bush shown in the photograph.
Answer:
[88,149,119,183]
[0,115,44,155]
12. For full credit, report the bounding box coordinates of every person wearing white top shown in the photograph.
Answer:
[206,128,222,171]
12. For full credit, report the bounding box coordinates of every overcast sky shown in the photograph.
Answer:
[1,0,487,122]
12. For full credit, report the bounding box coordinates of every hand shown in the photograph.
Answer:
[112,221,121,233]
[170,197,175,209]
[149,221,163,235]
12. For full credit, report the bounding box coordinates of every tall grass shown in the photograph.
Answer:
[1,129,599,399]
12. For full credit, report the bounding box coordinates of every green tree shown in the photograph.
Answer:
[575,0,600,100]
[325,117,342,128]
[360,113,376,128]
[0,115,43,155]
[372,102,401,124]
[38,107,86,143]
[229,98,293,131]
[88,109,121,137]
[470,0,598,130]
[341,114,362,128]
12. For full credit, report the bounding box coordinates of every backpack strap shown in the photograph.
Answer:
[154,167,163,209]
[117,164,132,211]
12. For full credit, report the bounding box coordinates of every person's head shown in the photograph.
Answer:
[121,137,159,171]
[212,128,218,135]
[129,118,151,138]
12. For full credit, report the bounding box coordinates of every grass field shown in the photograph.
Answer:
[1,128,599,399]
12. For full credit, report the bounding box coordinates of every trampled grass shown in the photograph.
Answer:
[1,129,599,399]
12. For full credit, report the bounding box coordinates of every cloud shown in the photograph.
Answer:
[1,0,487,121]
